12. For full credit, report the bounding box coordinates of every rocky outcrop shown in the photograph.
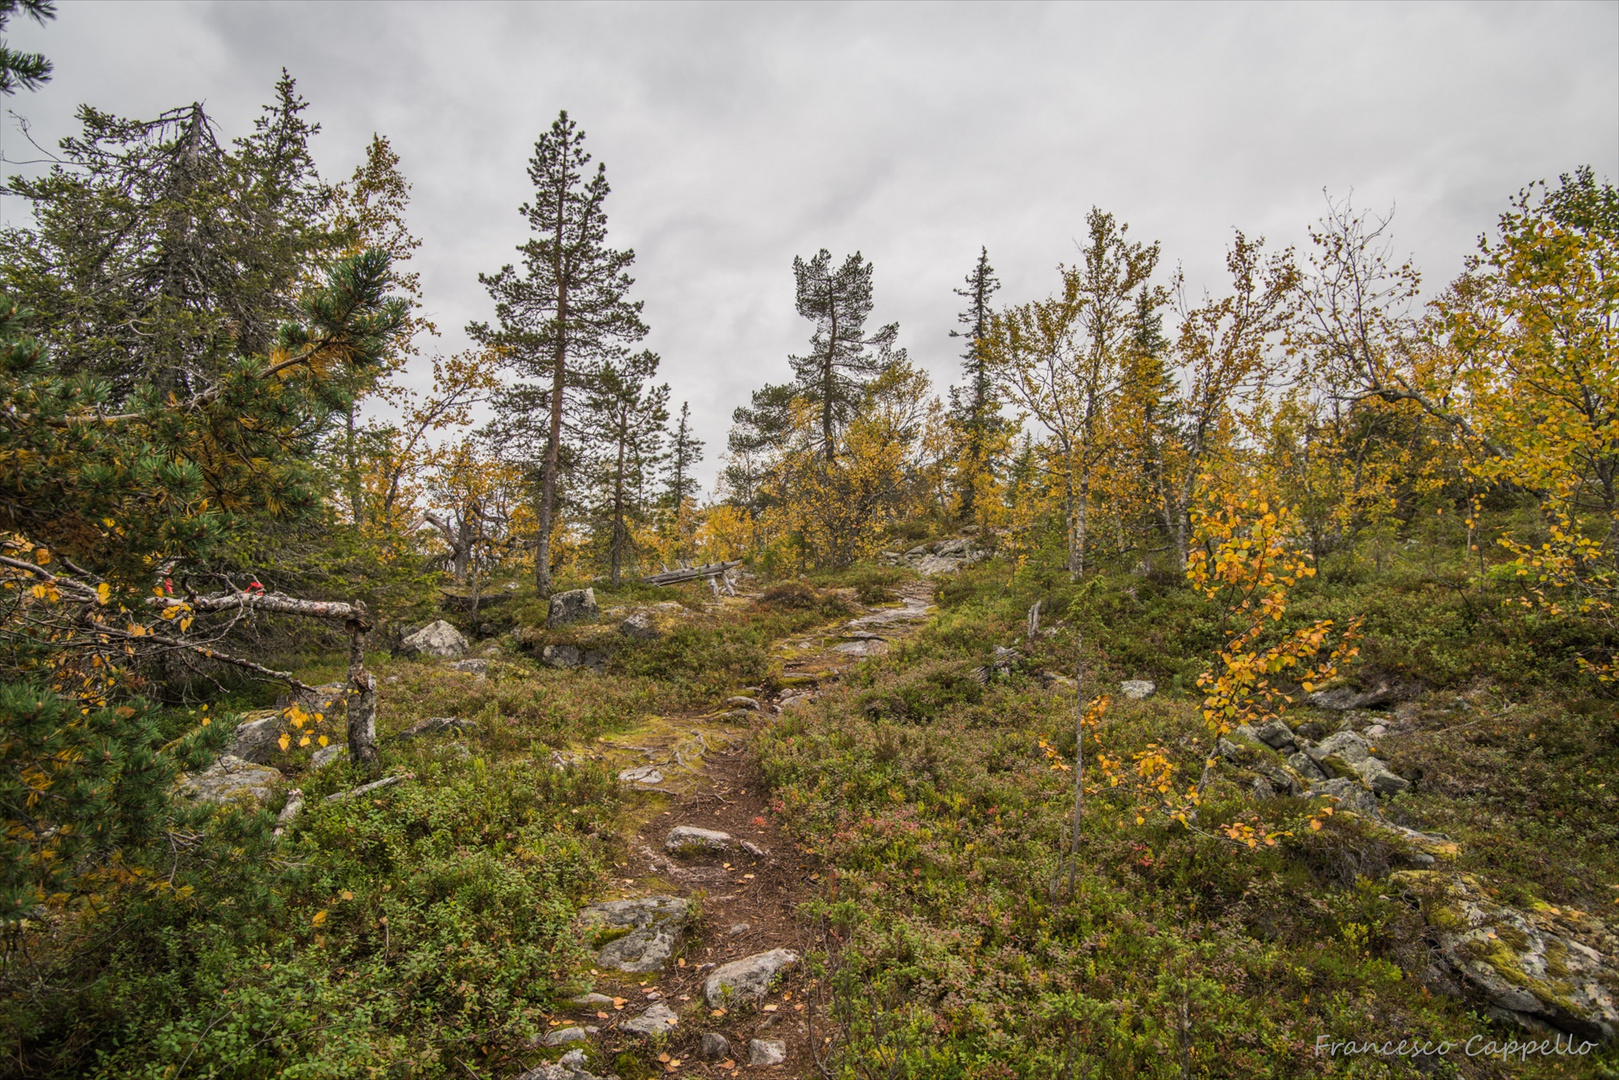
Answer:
[176,755,282,807]
[1216,721,1414,816]
[547,588,598,628]
[880,537,988,576]
[399,620,468,659]
[1393,871,1618,1042]
[1120,680,1156,700]
[579,896,689,973]
[704,948,798,1007]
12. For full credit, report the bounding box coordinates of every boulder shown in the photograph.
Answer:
[699,1032,732,1060]
[664,825,767,859]
[725,696,761,711]
[447,658,489,675]
[664,825,734,856]
[1355,757,1412,796]
[176,755,282,807]
[1251,719,1297,752]
[542,644,582,669]
[516,1048,609,1080]
[749,1038,787,1065]
[620,609,660,640]
[1119,680,1156,700]
[1286,751,1327,782]
[225,713,282,764]
[703,948,798,1007]
[1307,777,1380,817]
[1391,871,1619,1042]
[310,744,347,771]
[547,588,598,628]
[934,538,970,557]
[619,1001,679,1037]
[1307,730,1373,765]
[543,1026,588,1046]
[399,620,468,660]
[580,896,689,974]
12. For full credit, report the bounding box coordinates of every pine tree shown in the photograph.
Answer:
[787,249,902,462]
[946,246,1004,519]
[583,350,668,585]
[469,111,647,594]
[0,0,53,95]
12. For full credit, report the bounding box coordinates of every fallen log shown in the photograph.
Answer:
[641,561,741,587]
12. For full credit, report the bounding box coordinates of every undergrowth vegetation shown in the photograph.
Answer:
[758,526,1619,1080]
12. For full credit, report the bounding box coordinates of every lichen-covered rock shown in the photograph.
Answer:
[699,1032,732,1059]
[1354,756,1412,796]
[1287,751,1327,781]
[547,588,598,628]
[725,696,761,711]
[225,712,283,764]
[704,948,797,1007]
[619,609,660,640]
[1308,777,1380,816]
[1307,730,1374,764]
[1309,681,1398,711]
[1119,680,1155,700]
[1250,719,1297,752]
[620,1001,679,1037]
[580,896,689,973]
[447,658,489,675]
[176,755,282,807]
[664,825,735,856]
[749,1038,786,1065]
[542,644,582,669]
[543,1026,588,1046]
[310,744,347,771]
[517,1048,613,1080]
[400,619,468,659]
[1391,871,1618,1041]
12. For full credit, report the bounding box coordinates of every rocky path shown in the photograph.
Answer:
[526,581,936,1080]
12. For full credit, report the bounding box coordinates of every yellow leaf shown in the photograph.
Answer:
[341,890,353,901]
[278,734,291,752]
[311,910,328,926]
[96,583,110,605]
[34,547,49,565]
[317,735,329,747]
[298,735,311,748]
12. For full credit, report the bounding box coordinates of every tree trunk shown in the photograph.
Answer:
[453,510,474,584]
[346,605,378,771]
[610,418,627,586]
[1076,462,1091,579]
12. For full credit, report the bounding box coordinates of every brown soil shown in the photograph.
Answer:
[547,581,936,1079]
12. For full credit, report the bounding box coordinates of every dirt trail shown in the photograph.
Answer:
[547,580,936,1078]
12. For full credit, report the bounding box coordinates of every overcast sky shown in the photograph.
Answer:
[6,1,1617,494]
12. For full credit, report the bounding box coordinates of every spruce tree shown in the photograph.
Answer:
[664,401,705,507]
[469,111,646,593]
[787,249,901,462]
[0,74,334,400]
[946,246,1003,518]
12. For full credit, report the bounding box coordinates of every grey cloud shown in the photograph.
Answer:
[5,1,1615,494]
